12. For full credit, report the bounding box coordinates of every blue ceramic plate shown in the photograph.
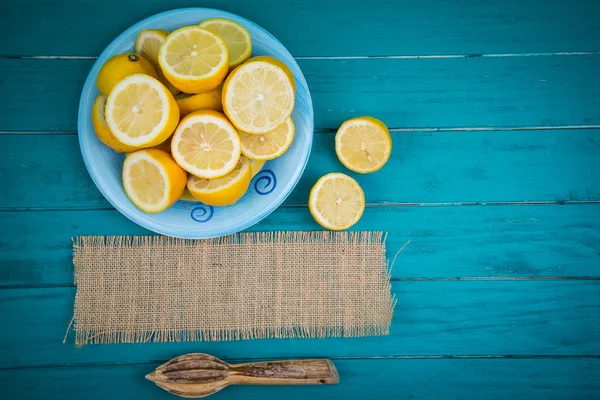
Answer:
[78,8,313,239]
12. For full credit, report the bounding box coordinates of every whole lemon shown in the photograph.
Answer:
[96,53,158,95]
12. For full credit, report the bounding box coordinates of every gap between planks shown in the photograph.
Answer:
[1,51,600,60]
[3,125,600,136]
[1,200,600,213]
[1,354,600,372]
[3,276,600,290]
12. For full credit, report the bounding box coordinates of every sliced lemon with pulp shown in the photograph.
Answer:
[105,74,179,148]
[199,18,252,69]
[240,117,294,160]
[176,84,222,115]
[122,149,187,213]
[335,116,392,174]
[171,110,241,179]
[180,158,263,202]
[91,95,139,154]
[96,53,158,95]
[187,156,251,206]
[135,29,180,95]
[222,58,295,134]
[246,56,296,93]
[309,173,365,230]
[158,26,229,94]
[135,29,168,64]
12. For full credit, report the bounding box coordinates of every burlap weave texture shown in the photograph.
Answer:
[71,231,393,346]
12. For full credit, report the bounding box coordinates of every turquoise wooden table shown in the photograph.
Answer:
[1,0,600,398]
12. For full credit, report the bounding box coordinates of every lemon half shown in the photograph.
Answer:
[240,117,294,160]
[105,74,179,148]
[122,149,187,213]
[187,156,252,206]
[180,158,264,202]
[171,110,241,179]
[175,85,223,115]
[335,116,392,174]
[96,53,158,95]
[135,29,180,95]
[91,95,139,154]
[309,173,365,230]
[158,26,229,94]
[222,58,295,134]
[199,18,252,69]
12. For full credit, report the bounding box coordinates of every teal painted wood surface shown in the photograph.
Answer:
[2,281,599,368]
[2,130,600,210]
[1,359,599,400]
[2,206,600,287]
[2,56,600,132]
[1,0,599,56]
[1,0,599,399]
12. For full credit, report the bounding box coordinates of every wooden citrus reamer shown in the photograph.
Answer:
[146,353,339,398]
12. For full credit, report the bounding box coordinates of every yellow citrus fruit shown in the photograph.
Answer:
[335,116,392,174]
[135,29,168,63]
[309,173,365,230]
[91,95,139,154]
[158,26,229,93]
[175,84,223,115]
[96,53,158,95]
[105,74,179,148]
[151,135,172,153]
[249,159,266,176]
[171,110,241,179]
[134,29,180,96]
[247,56,295,93]
[122,149,187,213]
[240,117,294,160]
[222,57,295,134]
[187,156,251,206]
[179,158,263,202]
[199,18,252,69]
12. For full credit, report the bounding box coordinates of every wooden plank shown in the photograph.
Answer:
[1,358,598,400]
[2,130,600,210]
[2,56,600,132]
[1,0,599,57]
[1,281,598,368]
[2,205,599,287]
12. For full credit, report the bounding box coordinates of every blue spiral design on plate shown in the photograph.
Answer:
[190,205,214,223]
[254,170,277,195]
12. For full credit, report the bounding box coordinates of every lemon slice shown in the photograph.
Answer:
[158,26,229,94]
[180,159,262,202]
[247,56,295,93]
[122,149,187,213]
[309,173,365,230]
[222,58,295,134]
[335,116,392,174]
[240,117,294,160]
[135,29,168,64]
[135,29,180,95]
[181,160,263,202]
[105,74,179,148]
[175,84,222,115]
[187,156,251,206]
[91,95,139,154]
[171,110,241,179]
[199,18,252,69]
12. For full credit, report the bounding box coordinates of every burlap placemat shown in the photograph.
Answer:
[70,231,394,346]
